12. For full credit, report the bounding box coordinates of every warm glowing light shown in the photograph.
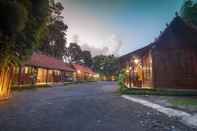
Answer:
[77,70,81,74]
[126,70,129,73]
[24,67,29,74]
[134,59,139,64]
[94,74,100,78]
[0,67,12,97]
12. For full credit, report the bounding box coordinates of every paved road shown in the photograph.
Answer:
[0,82,195,131]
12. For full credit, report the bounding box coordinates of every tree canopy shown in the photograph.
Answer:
[0,0,49,66]
[39,1,68,59]
[82,50,93,67]
[64,43,93,68]
[180,0,197,26]
[0,0,50,97]
[65,43,83,64]
[92,55,119,77]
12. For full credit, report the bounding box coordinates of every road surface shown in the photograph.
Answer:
[0,81,195,131]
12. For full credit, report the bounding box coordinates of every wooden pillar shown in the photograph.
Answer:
[62,71,65,82]
[141,57,145,87]
[46,69,48,84]
[35,67,38,85]
[18,65,22,86]
[129,66,132,88]
[30,67,34,85]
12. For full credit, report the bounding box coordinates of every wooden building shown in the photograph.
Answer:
[119,16,197,90]
[13,52,75,86]
[72,64,97,81]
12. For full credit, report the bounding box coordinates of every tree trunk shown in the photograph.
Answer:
[0,65,14,99]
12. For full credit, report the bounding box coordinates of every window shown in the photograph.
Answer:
[143,53,152,81]
[24,67,29,74]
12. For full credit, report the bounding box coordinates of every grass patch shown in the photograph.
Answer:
[170,98,197,106]
[119,85,197,96]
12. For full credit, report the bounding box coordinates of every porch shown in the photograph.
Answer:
[122,49,153,89]
[13,66,68,86]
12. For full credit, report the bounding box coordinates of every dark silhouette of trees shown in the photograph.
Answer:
[39,1,68,59]
[82,50,93,67]
[64,43,93,68]
[0,0,49,97]
[65,43,83,64]
[92,55,119,78]
[180,0,197,27]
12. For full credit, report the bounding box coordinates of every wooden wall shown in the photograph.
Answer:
[152,48,197,89]
[142,51,153,87]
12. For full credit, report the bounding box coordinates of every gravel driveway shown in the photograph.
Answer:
[0,81,195,131]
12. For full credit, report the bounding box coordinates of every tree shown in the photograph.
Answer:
[180,0,197,26]
[65,43,83,64]
[82,50,93,67]
[0,0,49,97]
[39,2,68,59]
[92,55,119,79]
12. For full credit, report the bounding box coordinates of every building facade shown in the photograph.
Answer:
[13,52,75,87]
[119,16,197,90]
[72,64,97,81]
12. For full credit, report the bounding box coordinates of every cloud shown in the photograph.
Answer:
[103,34,123,56]
[70,34,123,57]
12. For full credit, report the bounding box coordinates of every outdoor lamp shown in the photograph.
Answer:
[77,70,81,74]
[134,59,139,64]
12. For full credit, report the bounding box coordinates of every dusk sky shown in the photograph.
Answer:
[60,0,184,56]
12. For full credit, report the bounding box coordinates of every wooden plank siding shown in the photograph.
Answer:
[152,48,197,89]
[142,51,153,87]
[119,16,197,90]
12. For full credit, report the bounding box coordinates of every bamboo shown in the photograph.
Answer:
[2,67,9,97]
[7,67,14,97]
[0,67,6,95]
[0,65,13,98]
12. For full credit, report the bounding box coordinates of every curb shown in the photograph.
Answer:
[122,95,197,129]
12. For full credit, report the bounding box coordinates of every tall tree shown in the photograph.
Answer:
[180,0,197,26]
[82,50,93,67]
[0,0,49,97]
[64,43,83,64]
[92,55,119,78]
[39,1,68,59]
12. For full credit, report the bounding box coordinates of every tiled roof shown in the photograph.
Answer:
[73,64,96,75]
[24,52,75,72]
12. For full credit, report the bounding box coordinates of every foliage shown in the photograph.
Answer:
[170,98,197,106]
[82,50,93,67]
[92,55,119,77]
[121,88,197,96]
[0,0,49,97]
[117,70,127,92]
[180,0,197,26]
[64,43,94,68]
[0,1,28,35]
[117,70,126,86]
[65,43,83,64]
[39,1,68,59]
[0,0,49,66]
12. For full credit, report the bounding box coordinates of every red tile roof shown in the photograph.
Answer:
[24,52,75,72]
[73,64,96,75]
